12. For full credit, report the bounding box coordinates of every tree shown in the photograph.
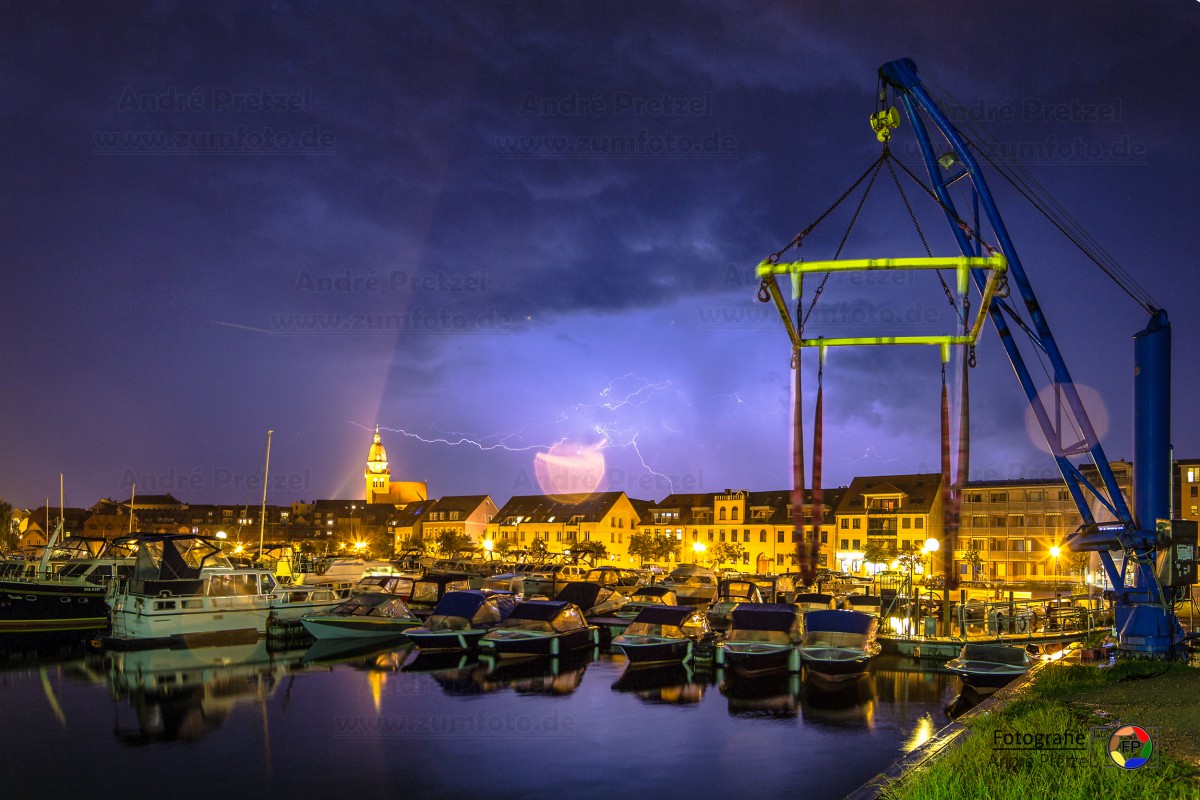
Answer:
[963,547,984,581]
[627,531,657,565]
[434,531,475,557]
[492,539,513,559]
[706,541,746,569]
[569,539,608,566]
[656,532,682,564]
[528,538,548,561]
[1067,550,1089,583]
[862,540,893,574]
[0,500,14,553]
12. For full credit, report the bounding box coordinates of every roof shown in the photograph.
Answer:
[429,495,493,516]
[835,474,941,515]
[494,492,628,525]
[117,494,184,507]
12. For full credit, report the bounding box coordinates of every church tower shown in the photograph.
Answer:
[365,425,391,503]
[364,425,428,504]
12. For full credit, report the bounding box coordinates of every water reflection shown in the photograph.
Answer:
[106,641,304,745]
[800,674,877,728]
[721,670,803,717]
[610,662,707,705]
[0,637,965,800]
[477,648,595,695]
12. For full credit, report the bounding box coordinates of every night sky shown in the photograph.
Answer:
[3,2,1198,510]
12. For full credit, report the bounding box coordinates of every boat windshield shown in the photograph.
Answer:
[503,618,555,633]
[726,629,793,646]
[623,621,685,638]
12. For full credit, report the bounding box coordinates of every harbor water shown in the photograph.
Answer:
[0,638,961,800]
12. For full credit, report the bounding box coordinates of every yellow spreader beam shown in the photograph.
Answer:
[756,253,1007,354]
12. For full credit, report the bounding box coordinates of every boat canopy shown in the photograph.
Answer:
[499,600,588,634]
[555,581,608,610]
[431,590,518,625]
[331,592,415,619]
[730,603,802,633]
[631,604,695,627]
[805,609,878,636]
[960,643,1030,666]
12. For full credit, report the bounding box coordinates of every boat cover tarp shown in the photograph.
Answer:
[508,599,571,621]
[556,581,605,609]
[632,604,694,626]
[961,644,1029,666]
[730,603,801,632]
[805,609,877,635]
[794,593,834,605]
[431,590,488,619]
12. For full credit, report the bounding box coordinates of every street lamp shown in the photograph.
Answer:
[483,538,494,560]
[692,541,706,565]
[921,538,940,631]
[1049,544,1061,582]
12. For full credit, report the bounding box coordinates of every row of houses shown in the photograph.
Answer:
[13,457,1173,584]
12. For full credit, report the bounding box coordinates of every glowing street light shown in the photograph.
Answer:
[1049,544,1061,579]
[692,541,706,564]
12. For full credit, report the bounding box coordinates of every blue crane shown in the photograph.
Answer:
[877,58,1191,657]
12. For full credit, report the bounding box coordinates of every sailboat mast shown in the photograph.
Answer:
[129,482,136,535]
[259,430,273,563]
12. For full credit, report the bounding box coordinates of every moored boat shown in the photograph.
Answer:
[406,590,519,651]
[706,579,768,631]
[0,535,135,633]
[944,642,1032,690]
[798,608,880,683]
[612,604,711,666]
[655,564,718,606]
[614,586,679,620]
[554,580,628,618]
[715,603,805,676]
[299,592,423,640]
[477,599,599,658]
[406,572,474,618]
[104,534,342,649]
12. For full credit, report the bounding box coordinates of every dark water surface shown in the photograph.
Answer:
[0,638,961,800]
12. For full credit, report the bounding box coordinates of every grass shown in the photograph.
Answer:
[881,661,1200,800]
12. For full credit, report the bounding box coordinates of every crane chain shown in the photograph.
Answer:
[801,155,885,329]
[766,150,888,265]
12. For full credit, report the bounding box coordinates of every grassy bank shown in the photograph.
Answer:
[882,660,1200,800]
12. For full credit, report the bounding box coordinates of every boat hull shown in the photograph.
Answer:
[0,581,111,633]
[799,647,875,683]
[612,635,693,666]
[717,643,799,676]
[478,627,597,658]
[405,628,487,651]
[299,616,421,641]
[945,661,1029,690]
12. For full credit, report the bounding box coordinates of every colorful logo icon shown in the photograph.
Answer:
[1107,724,1154,769]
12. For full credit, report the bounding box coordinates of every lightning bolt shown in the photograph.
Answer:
[354,372,689,490]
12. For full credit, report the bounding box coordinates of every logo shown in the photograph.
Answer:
[1105,724,1155,769]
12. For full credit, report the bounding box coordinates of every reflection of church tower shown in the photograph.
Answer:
[364,425,428,504]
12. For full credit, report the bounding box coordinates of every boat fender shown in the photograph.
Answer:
[315,561,329,575]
